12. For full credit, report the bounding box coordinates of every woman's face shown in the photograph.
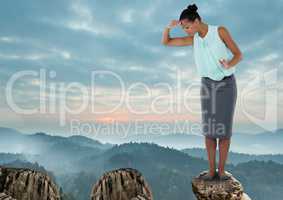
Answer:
[180,19,198,35]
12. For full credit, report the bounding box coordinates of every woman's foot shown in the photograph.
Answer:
[201,170,217,181]
[218,171,231,181]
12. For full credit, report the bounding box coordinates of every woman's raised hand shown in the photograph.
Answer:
[167,20,181,29]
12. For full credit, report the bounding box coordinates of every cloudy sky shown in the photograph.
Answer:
[0,0,282,140]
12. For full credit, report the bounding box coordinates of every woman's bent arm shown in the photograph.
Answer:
[218,26,243,67]
[161,27,193,46]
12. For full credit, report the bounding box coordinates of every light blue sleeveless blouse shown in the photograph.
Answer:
[193,24,235,81]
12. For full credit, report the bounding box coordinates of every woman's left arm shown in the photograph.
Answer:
[218,26,243,68]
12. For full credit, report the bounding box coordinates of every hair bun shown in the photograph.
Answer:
[187,4,198,12]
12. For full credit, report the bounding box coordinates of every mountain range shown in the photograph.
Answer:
[1,126,283,200]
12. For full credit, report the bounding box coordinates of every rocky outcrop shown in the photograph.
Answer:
[0,193,16,200]
[0,166,61,200]
[2,166,252,200]
[1,166,153,200]
[192,170,251,200]
[90,168,153,200]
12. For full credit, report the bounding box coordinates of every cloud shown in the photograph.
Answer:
[0,0,282,134]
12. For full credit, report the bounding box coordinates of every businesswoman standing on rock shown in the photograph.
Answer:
[162,4,243,180]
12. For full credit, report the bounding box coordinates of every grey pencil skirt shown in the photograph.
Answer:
[200,74,237,139]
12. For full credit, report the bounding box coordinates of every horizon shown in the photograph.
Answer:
[1,125,282,139]
[1,125,283,155]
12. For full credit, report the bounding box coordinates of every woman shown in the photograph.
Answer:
[162,4,243,181]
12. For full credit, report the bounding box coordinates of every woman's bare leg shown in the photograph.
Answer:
[205,136,217,176]
[218,137,231,176]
